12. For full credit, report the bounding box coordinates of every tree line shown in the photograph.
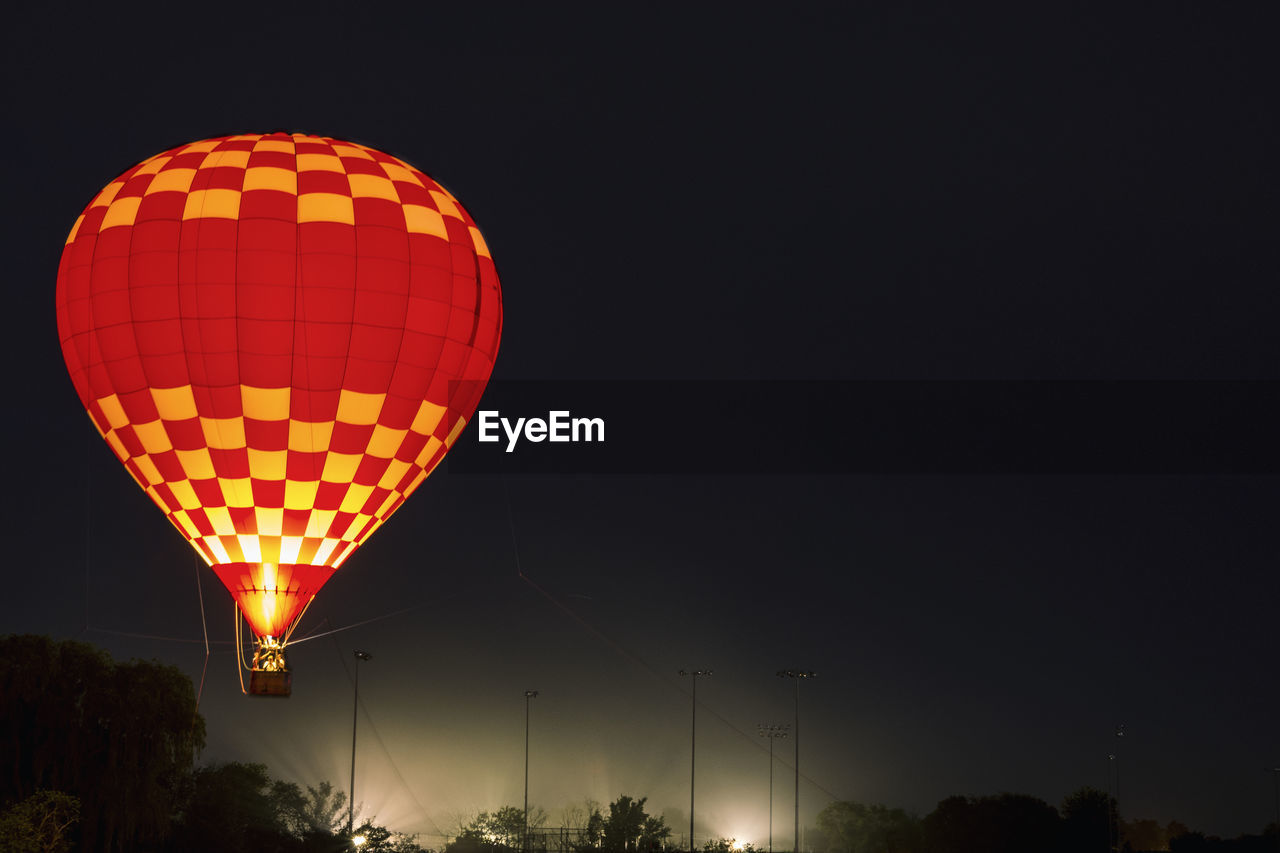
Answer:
[812,792,1280,853]
[3,636,1276,853]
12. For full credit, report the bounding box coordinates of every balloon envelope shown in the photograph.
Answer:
[56,133,502,638]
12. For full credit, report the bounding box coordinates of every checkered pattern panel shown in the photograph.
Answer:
[55,133,502,638]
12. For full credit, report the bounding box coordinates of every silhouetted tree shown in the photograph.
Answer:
[0,635,203,852]
[1061,787,1118,853]
[817,800,922,853]
[598,796,669,853]
[923,793,1060,853]
[0,790,80,853]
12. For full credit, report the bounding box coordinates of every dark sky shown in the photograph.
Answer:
[3,4,1278,844]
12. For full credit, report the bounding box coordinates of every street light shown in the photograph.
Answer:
[758,724,790,853]
[524,690,539,853]
[777,671,815,853]
[679,669,712,853]
[349,650,372,835]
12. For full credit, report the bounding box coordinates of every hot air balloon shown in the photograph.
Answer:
[55,133,502,695]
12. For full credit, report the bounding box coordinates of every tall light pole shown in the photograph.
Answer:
[1110,724,1125,853]
[759,724,790,853]
[524,690,539,853]
[777,671,815,853]
[349,650,372,835]
[1267,767,1280,853]
[679,669,712,853]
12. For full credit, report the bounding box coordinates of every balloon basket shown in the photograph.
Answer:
[249,669,292,697]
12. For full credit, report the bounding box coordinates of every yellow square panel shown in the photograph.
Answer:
[377,459,412,490]
[168,480,202,511]
[284,479,320,511]
[410,399,446,436]
[429,190,462,219]
[366,423,408,459]
[96,394,129,429]
[201,416,247,449]
[146,168,197,194]
[402,205,447,240]
[134,156,172,176]
[182,140,221,154]
[380,163,418,184]
[220,477,254,508]
[204,535,231,563]
[348,174,399,200]
[340,512,373,540]
[414,436,444,468]
[332,540,359,568]
[152,385,199,421]
[101,197,142,230]
[313,538,341,565]
[133,420,173,455]
[375,490,400,518]
[469,226,491,258]
[183,189,241,220]
[320,452,362,483]
[175,448,216,480]
[241,386,290,421]
[336,388,384,426]
[304,510,338,539]
[134,455,164,486]
[205,505,235,536]
[331,143,373,159]
[258,537,282,565]
[247,448,287,480]
[279,535,304,564]
[256,507,284,537]
[201,149,250,170]
[445,415,468,447]
[401,468,428,496]
[298,193,354,225]
[254,139,295,154]
[296,153,344,172]
[288,419,334,453]
[172,510,200,539]
[237,534,262,564]
[65,214,85,245]
[104,430,128,461]
[91,181,125,209]
[339,485,374,515]
[242,167,298,194]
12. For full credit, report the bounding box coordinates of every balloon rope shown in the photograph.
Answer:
[282,594,316,646]
[192,555,211,722]
[234,603,248,695]
[286,603,423,646]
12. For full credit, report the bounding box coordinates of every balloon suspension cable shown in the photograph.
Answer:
[192,555,211,725]
[281,594,316,646]
[235,603,248,695]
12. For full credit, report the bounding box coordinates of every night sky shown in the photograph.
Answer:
[3,5,1278,845]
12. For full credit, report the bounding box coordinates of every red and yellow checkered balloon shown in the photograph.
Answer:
[55,132,502,640]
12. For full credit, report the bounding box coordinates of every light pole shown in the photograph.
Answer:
[1110,724,1125,853]
[759,724,790,853]
[349,650,372,835]
[524,690,539,853]
[1267,767,1280,853]
[679,669,712,853]
[777,671,815,853]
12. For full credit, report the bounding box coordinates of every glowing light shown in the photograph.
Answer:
[353,835,367,847]
[731,841,745,851]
